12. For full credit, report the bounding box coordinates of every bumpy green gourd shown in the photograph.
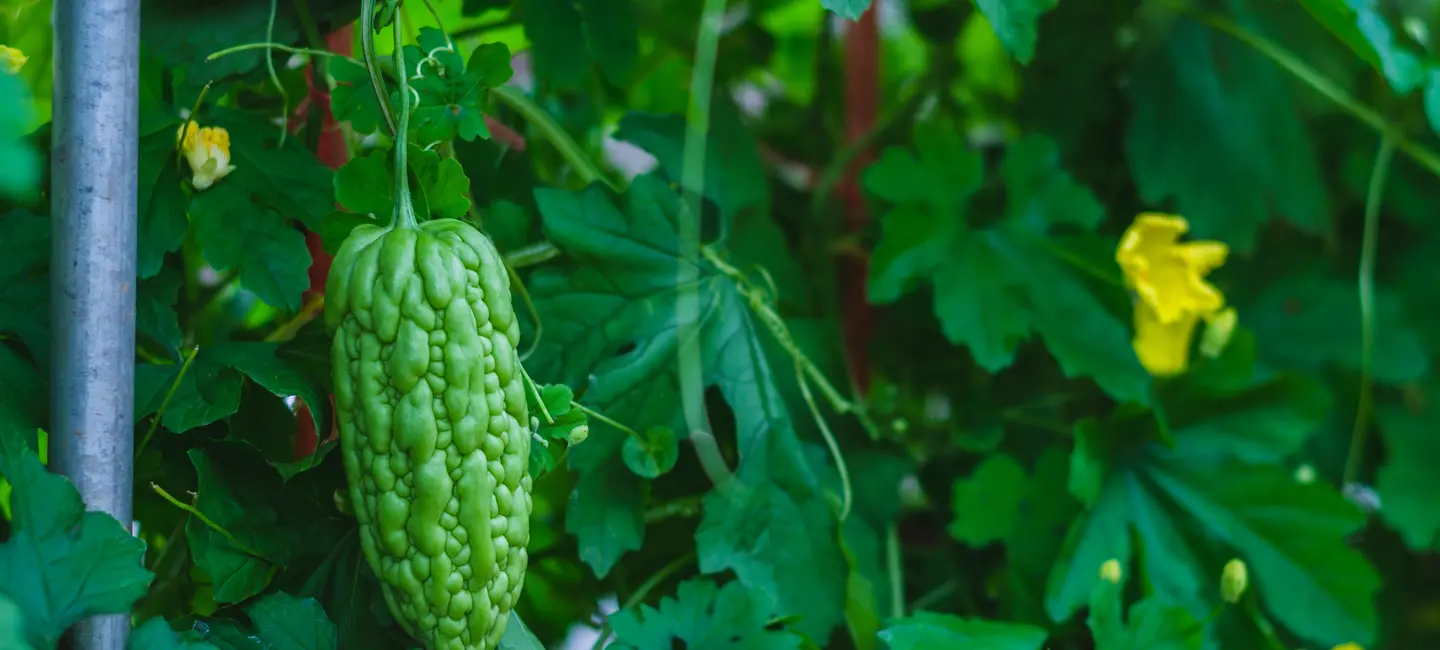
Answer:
[325,217,531,650]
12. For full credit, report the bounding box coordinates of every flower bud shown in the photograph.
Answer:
[567,424,589,446]
[1099,559,1122,584]
[1220,558,1248,603]
[0,45,25,75]
[176,121,237,191]
[1201,307,1238,359]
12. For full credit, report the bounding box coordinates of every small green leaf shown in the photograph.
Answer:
[334,154,393,216]
[191,182,312,313]
[246,592,338,650]
[695,480,846,641]
[137,120,190,279]
[973,0,1059,64]
[329,58,387,135]
[137,267,185,356]
[821,0,872,21]
[1376,386,1440,551]
[498,612,546,650]
[609,578,805,649]
[621,426,678,478]
[564,460,644,578]
[404,33,512,143]
[878,611,1048,649]
[0,71,41,199]
[0,434,155,649]
[948,453,1028,546]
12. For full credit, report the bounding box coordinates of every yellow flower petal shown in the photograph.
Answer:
[1132,299,1200,377]
[176,120,237,191]
[0,45,26,75]
[1116,212,1231,376]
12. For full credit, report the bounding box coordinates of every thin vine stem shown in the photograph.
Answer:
[390,9,419,230]
[675,0,727,493]
[570,402,646,445]
[205,42,343,61]
[361,0,398,136]
[1170,0,1440,178]
[796,356,852,521]
[151,482,266,560]
[135,345,202,460]
[264,0,288,147]
[491,86,617,191]
[1344,133,1396,487]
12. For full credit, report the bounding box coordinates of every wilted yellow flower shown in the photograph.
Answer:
[1116,213,1229,377]
[1099,559,1122,584]
[0,45,26,75]
[1220,558,1248,603]
[176,120,237,191]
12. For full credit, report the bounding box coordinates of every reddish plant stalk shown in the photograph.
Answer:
[293,25,353,461]
[837,6,879,396]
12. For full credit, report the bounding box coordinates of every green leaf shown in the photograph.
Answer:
[142,0,358,84]
[205,109,338,231]
[864,130,1148,401]
[523,0,588,89]
[564,458,645,578]
[1087,573,1204,650]
[334,148,473,220]
[1295,0,1422,93]
[403,32,512,143]
[973,0,1059,64]
[137,118,190,279]
[1045,400,1379,647]
[0,594,34,650]
[498,612,546,650]
[295,531,406,650]
[530,175,816,580]
[245,592,338,650]
[615,97,768,225]
[0,210,51,370]
[1125,20,1329,252]
[948,453,1028,546]
[329,57,387,135]
[608,578,805,649]
[334,154,392,216]
[579,0,639,85]
[695,480,847,641]
[0,434,154,648]
[1294,0,1385,78]
[191,182,312,313]
[0,73,40,199]
[1242,272,1426,383]
[525,383,588,445]
[1376,386,1440,551]
[822,0,872,21]
[184,444,345,604]
[138,267,185,356]
[621,426,679,478]
[878,611,1048,649]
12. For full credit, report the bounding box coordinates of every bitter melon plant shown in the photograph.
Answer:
[324,10,530,649]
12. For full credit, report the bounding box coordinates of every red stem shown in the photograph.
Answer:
[293,26,354,461]
[837,8,879,396]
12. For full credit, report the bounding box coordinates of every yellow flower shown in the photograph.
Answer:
[176,120,237,191]
[1220,558,1248,603]
[1098,559,1122,584]
[1116,213,1229,377]
[0,45,26,75]
[1331,644,1364,650]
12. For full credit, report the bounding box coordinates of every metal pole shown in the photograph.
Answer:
[50,0,141,648]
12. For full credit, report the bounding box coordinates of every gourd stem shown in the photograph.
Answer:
[391,9,419,230]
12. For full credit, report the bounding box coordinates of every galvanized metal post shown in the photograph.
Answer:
[50,0,141,648]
